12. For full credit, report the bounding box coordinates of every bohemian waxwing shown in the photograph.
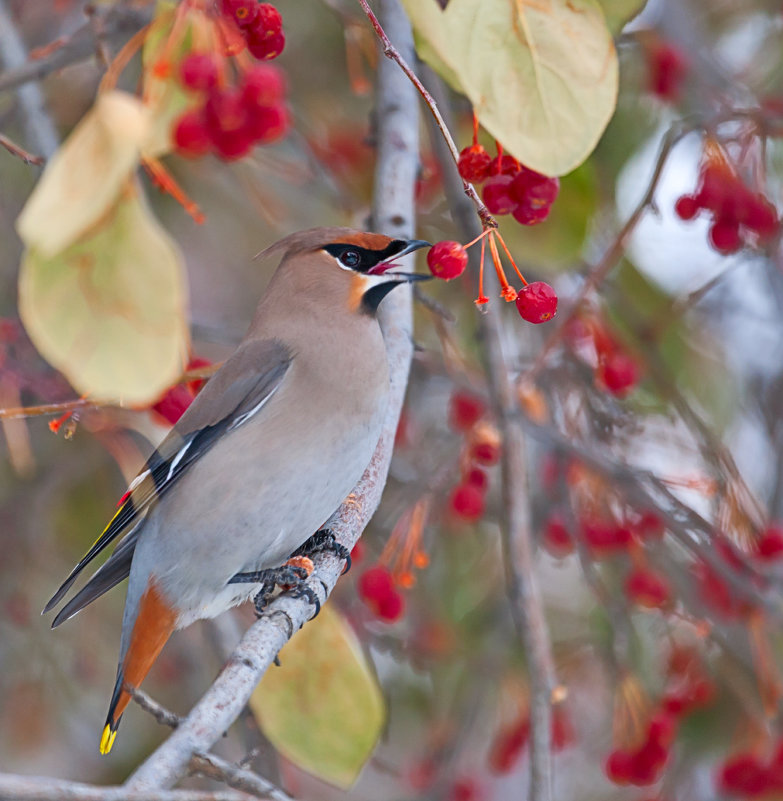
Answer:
[43,227,430,754]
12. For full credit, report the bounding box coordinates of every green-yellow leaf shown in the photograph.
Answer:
[250,605,385,789]
[16,91,150,258]
[597,0,647,34]
[19,182,189,405]
[401,0,619,176]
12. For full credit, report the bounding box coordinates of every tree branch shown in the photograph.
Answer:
[120,0,421,790]
[0,3,152,94]
[0,773,249,801]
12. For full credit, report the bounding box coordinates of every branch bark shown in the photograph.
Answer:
[121,0,420,790]
[0,773,249,801]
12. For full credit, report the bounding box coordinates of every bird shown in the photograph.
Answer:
[43,227,430,755]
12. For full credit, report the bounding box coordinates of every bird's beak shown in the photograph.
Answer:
[368,239,432,276]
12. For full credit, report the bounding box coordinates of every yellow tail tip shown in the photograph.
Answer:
[99,724,117,755]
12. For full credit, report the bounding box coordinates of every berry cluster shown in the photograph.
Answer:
[174,62,288,160]
[565,314,641,397]
[457,144,560,226]
[220,0,285,60]
[675,154,779,254]
[718,744,783,798]
[357,565,404,622]
[446,391,500,523]
[426,233,558,322]
[171,1,289,161]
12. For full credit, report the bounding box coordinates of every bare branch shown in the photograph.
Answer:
[0,773,250,801]
[120,0,421,790]
[0,0,59,158]
[191,752,293,801]
[0,4,152,94]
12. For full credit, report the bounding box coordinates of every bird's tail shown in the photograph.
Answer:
[100,579,177,755]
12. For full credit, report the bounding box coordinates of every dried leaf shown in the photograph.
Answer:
[401,0,619,176]
[250,605,385,789]
[16,91,149,257]
[19,182,189,405]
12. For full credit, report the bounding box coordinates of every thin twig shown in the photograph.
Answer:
[191,752,293,801]
[0,131,44,164]
[129,687,181,729]
[355,0,496,230]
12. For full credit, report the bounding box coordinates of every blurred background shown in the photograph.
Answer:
[2,1,783,799]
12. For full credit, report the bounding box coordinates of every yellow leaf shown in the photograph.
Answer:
[401,0,619,176]
[250,606,386,789]
[16,91,150,257]
[18,182,189,406]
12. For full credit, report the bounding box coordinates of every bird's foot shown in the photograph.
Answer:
[292,528,352,574]
[229,557,319,617]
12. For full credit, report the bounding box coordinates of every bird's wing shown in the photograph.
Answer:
[43,338,292,615]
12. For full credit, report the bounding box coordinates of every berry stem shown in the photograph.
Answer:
[488,233,516,301]
[472,111,480,146]
[463,228,493,250]
[496,232,528,286]
[475,234,489,305]
[494,141,503,174]
[98,24,151,93]
[143,157,205,224]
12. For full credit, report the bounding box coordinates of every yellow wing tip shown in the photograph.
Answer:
[99,724,117,755]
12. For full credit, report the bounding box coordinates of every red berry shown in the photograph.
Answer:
[247,30,285,60]
[635,510,665,540]
[597,352,639,396]
[675,194,699,220]
[745,193,779,240]
[358,565,394,602]
[203,87,254,160]
[173,109,211,157]
[606,750,634,784]
[515,281,558,324]
[458,144,492,183]
[512,201,552,226]
[482,175,517,215]
[465,467,488,491]
[489,718,529,773]
[756,525,783,561]
[450,483,485,521]
[471,440,500,466]
[647,41,688,102]
[510,168,559,206]
[376,588,404,621]
[718,753,769,796]
[448,391,485,431]
[450,778,482,801]
[179,53,219,92]
[625,568,671,609]
[221,0,258,28]
[251,3,283,36]
[488,154,521,176]
[542,515,574,558]
[241,63,286,106]
[247,103,289,144]
[582,520,632,558]
[427,240,468,280]
[709,219,742,254]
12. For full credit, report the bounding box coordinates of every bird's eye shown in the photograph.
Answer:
[340,250,361,268]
